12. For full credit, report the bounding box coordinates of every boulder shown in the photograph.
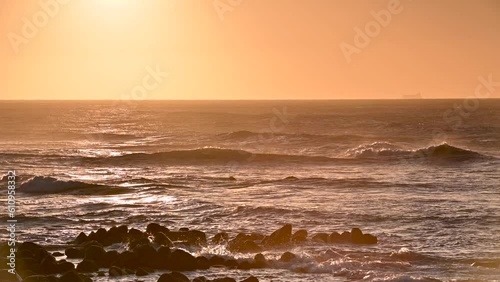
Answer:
[362,234,378,244]
[154,232,174,247]
[265,224,292,247]
[84,245,107,266]
[59,271,87,282]
[253,253,267,268]
[196,256,210,270]
[109,266,123,276]
[55,261,75,273]
[280,251,296,262]
[133,243,158,267]
[292,230,307,242]
[74,232,88,244]
[351,228,363,244]
[311,233,329,243]
[212,278,236,282]
[328,231,342,243]
[23,275,56,282]
[76,259,98,273]
[168,249,197,271]
[136,267,149,276]
[212,232,229,244]
[164,230,207,246]
[157,271,190,282]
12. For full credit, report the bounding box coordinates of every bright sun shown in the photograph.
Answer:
[93,0,137,9]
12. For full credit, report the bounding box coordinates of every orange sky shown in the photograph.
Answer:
[1,0,499,100]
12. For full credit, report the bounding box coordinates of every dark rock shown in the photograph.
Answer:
[114,251,139,269]
[156,246,171,269]
[228,176,236,181]
[312,233,329,243]
[157,271,190,282]
[136,267,149,276]
[146,223,163,235]
[64,248,85,258]
[328,231,342,243]
[74,232,88,244]
[340,231,351,242]
[196,256,210,270]
[280,251,296,262]
[0,269,20,282]
[154,232,174,247]
[163,230,207,246]
[134,243,158,267]
[108,225,128,243]
[223,258,239,268]
[109,266,123,276]
[84,245,107,266]
[228,239,262,253]
[168,249,197,271]
[212,278,236,282]
[212,232,229,244]
[292,229,307,242]
[208,255,226,266]
[128,228,144,240]
[253,253,267,268]
[59,271,89,282]
[55,261,75,273]
[237,260,252,270]
[23,275,52,282]
[39,255,57,274]
[351,228,363,244]
[129,237,151,250]
[76,259,99,273]
[179,227,189,232]
[105,250,119,266]
[193,276,208,282]
[52,252,64,257]
[362,234,378,244]
[241,276,259,282]
[265,224,292,247]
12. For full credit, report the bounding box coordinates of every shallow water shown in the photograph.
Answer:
[0,100,499,281]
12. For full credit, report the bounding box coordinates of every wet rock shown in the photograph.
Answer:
[55,261,75,273]
[23,275,57,282]
[74,232,88,244]
[265,224,292,247]
[59,270,91,282]
[224,258,239,269]
[105,250,119,266]
[147,223,169,235]
[109,266,123,276]
[311,233,329,243]
[253,253,267,268]
[193,276,208,282]
[212,232,229,244]
[280,251,296,262]
[196,256,210,270]
[108,225,128,243]
[39,255,57,274]
[114,251,139,269]
[154,232,174,247]
[76,259,99,273]
[0,270,20,282]
[157,271,190,282]
[136,267,150,276]
[362,234,378,244]
[133,243,159,268]
[241,276,259,282]
[328,231,342,243]
[228,176,236,181]
[128,228,144,241]
[168,249,197,271]
[179,227,189,232]
[292,229,307,242]
[52,251,64,257]
[84,245,107,266]
[340,231,351,242]
[351,228,364,244]
[208,255,226,267]
[237,260,252,270]
[228,239,262,253]
[164,230,207,246]
[212,278,236,282]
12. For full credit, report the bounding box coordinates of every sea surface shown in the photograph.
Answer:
[0,100,499,281]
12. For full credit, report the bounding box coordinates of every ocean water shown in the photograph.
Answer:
[0,100,499,281]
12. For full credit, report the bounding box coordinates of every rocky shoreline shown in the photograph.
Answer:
[1,223,378,282]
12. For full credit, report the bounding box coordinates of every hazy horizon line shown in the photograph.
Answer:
[1,98,499,102]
